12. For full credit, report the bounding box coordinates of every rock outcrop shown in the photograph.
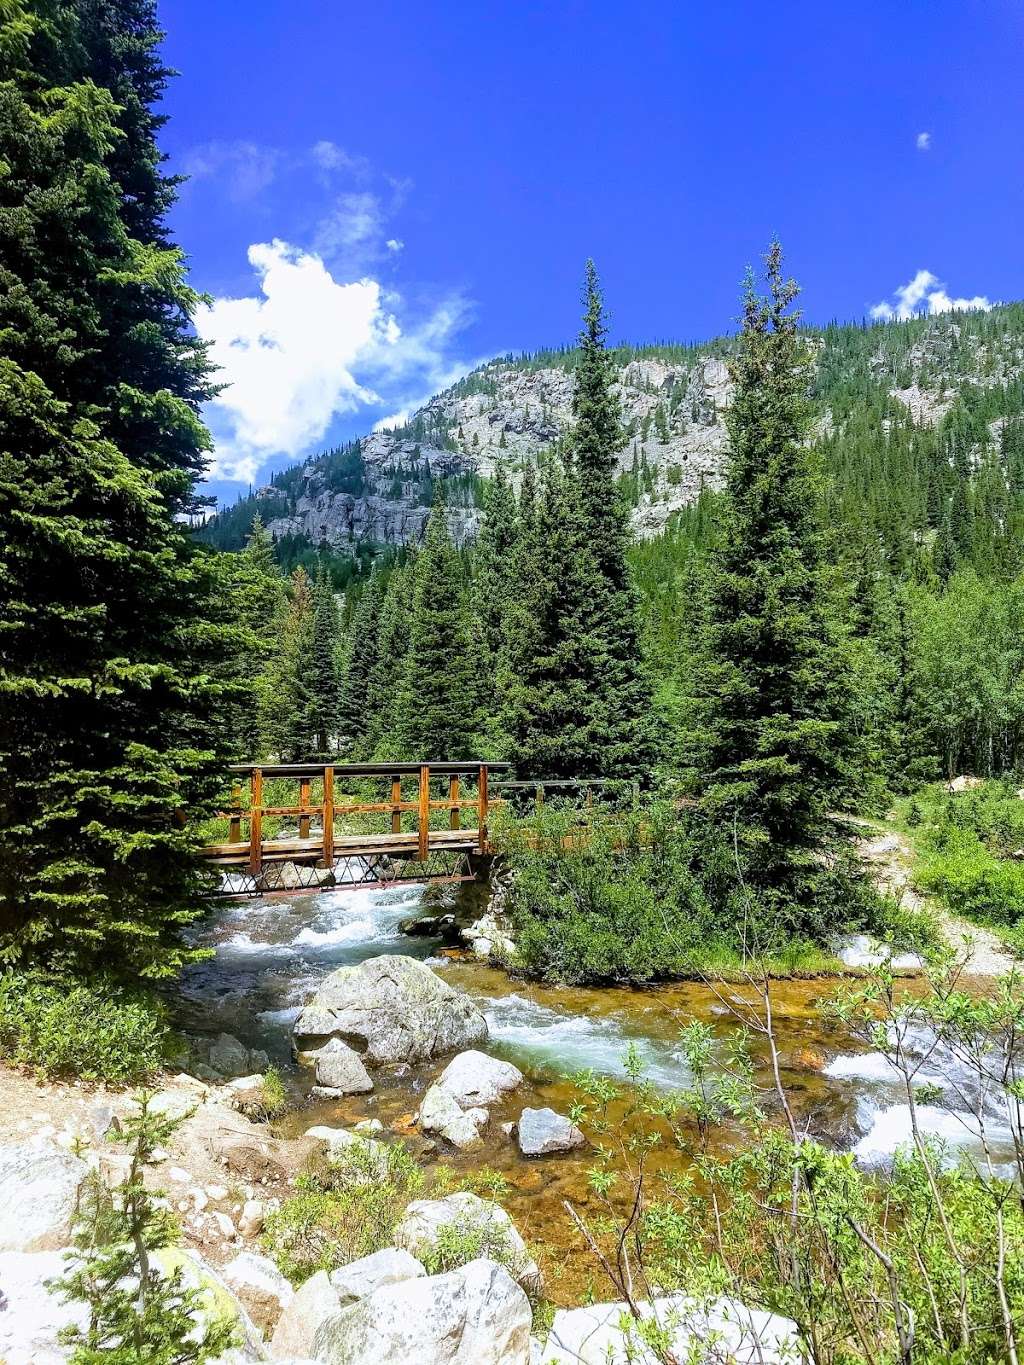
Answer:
[0,1142,88,1252]
[293,955,487,1065]
[311,1257,532,1365]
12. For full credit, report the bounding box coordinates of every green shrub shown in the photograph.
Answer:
[493,801,870,983]
[263,1138,424,1283]
[0,971,168,1081]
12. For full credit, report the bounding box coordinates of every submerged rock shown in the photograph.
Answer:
[293,955,487,1065]
[0,1142,88,1252]
[393,1192,542,1297]
[516,1107,586,1157]
[418,1084,489,1150]
[541,1293,801,1363]
[311,1257,531,1365]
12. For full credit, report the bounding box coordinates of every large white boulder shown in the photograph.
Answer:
[0,1249,86,1365]
[393,1192,542,1297]
[293,955,487,1065]
[540,1294,802,1364]
[270,1270,341,1360]
[0,1142,88,1252]
[152,1246,268,1359]
[329,1247,425,1303]
[311,1257,531,1365]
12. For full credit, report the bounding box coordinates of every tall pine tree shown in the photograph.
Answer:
[0,0,240,977]
[696,243,861,934]
[309,557,341,757]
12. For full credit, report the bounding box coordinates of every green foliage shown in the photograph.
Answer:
[262,1138,424,1283]
[695,244,864,923]
[0,971,169,1081]
[494,801,868,982]
[569,965,1024,1365]
[54,1093,237,1363]
[398,489,480,760]
[0,0,242,977]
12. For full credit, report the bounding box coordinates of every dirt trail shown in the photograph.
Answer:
[853,819,1016,977]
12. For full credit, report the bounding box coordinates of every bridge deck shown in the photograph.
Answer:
[200,828,479,866]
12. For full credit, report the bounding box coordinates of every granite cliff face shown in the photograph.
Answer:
[207,306,1024,556]
[259,350,734,551]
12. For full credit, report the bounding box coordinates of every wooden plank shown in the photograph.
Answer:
[248,768,263,874]
[478,764,489,853]
[418,765,430,861]
[322,765,335,867]
[391,776,402,835]
[228,761,512,779]
[449,774,461,830]
[299,777,311,839]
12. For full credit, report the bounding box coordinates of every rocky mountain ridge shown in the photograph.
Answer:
[204,303,1024,555]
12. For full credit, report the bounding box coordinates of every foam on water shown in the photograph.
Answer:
[483,993,692,1090]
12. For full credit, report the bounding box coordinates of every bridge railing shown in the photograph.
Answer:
[203,762,511,873]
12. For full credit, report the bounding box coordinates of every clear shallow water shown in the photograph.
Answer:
[179,884,1018,1171]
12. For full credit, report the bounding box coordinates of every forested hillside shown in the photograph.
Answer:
[209,300,1024,789]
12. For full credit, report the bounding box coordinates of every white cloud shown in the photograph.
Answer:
[182,141,281,201]
[916,131,932,151]
[870,269,992,322]
[386,238,405,253]
[195,240,472,482]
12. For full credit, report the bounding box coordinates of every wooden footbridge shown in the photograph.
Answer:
[199,762,511,895]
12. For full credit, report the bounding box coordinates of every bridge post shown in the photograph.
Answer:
[449,774,461,830]
[478,764,489,853]
[248,767,263,874]
[417,765,430,861]
[391,776,402,834]
[322,765,335,867]
[299,777,311,839]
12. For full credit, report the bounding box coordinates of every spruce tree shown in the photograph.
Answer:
[309,557,341,756]
[226,514,285,760]
[697,243,861,934]
[365,561,414,760]
[266,569,317,761]
[0,0,240,977]
[337,572,384,756]
[399,491,479,759]
[517,260,655,779]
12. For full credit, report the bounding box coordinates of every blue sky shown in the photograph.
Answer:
[159,0,1024,505]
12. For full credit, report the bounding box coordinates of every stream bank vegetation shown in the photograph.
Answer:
[566,954,1024,1364]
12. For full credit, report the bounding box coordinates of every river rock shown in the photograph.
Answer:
[393,1193,542,1297]
[435,1050,525,1108]
[189,1033,270,1083]
[314,1038,374,1094]
[418,1084,489,1150]
[293,955,487,1065]
[312,1257,531,1365]
[270,1269,341,1359]
[0,1142,88,1252]
[222,1250,294,1333]
[330,1247,426,1303]
[541,1293,801,1364]
[516,1107,586,1157]
[461,912,516,960]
